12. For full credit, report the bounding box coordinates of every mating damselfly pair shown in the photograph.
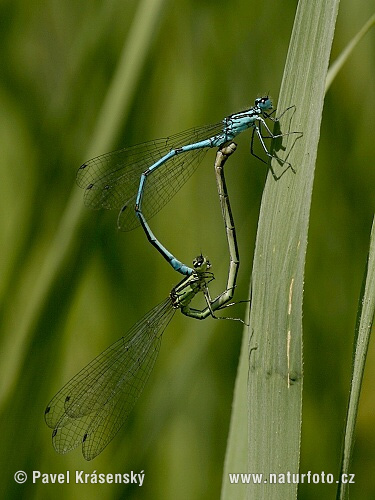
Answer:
[45,97,299,459]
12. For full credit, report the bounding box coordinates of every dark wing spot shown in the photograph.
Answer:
[45,406,50,415]
[83,433,88,442]
[52,429,58,438]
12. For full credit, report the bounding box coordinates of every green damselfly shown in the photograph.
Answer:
[45,144,242,460]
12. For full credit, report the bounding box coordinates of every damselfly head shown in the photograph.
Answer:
[193,254,211,273]
[255,96,272,111]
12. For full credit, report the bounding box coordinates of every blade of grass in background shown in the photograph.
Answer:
[326,13,375,92]
[222,0,340,498]
[337,216,375,500]
[0,0,166,407]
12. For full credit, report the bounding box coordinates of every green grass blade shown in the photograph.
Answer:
[222,0,340,498]
[86,0,167,157]
[248,1,340,497]
[326,13,375,91]
[220,323,250,500]
[0,0,167,408]
[336,216,375,500]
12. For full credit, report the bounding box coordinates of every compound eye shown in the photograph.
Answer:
[193,254,205,269]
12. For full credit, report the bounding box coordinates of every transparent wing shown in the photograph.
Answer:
[117,147,208,231]
[45,297,175,460]
[77,122,225,231]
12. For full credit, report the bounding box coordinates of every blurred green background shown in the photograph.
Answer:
[0,0,374,498]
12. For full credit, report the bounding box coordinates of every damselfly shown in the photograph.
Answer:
[45,145,241,460]
[77,97,297,275]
